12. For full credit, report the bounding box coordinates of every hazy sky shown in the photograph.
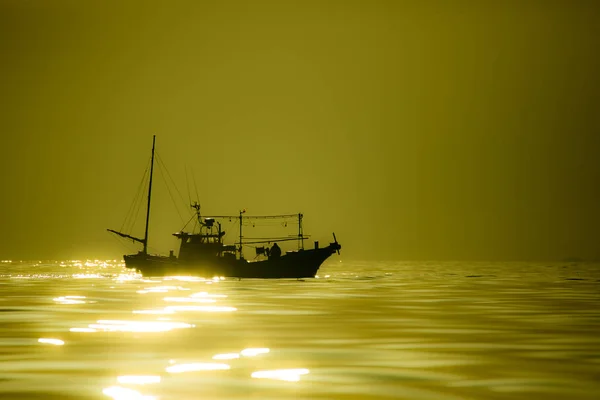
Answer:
[1,1,599,261]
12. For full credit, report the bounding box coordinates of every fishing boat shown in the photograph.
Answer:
[108,136,341,278]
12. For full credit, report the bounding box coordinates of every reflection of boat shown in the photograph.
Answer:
[108,136,341,278]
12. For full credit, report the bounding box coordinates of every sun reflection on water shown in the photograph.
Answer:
[212,353,240,360]
[103,386,156,400]
[163,296,216,303]
[70,327,98,333]
[132,310,175,315]
[115,274,141,282]
[72,273,104,279]
[166,362,230,373]
[117,376,161,385]
[70,320,194,333]
[241,348,270,357]
[163,276,206,282]
[137,289,167,294]
[133,288,237,313]
[38,338,64,346]
[54,295,86,304]
[191,291,227,298]
[137,286,190,294]
[164,305,237,312]
[251,368,310,382]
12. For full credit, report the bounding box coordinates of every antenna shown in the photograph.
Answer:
[185,164,192,207]
[191,168,200,205]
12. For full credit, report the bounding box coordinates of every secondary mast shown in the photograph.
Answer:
[143,135,156,254]
[239,209,244,259]
[298,213,304,250]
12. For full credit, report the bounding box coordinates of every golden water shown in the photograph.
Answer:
[1,260,599,399]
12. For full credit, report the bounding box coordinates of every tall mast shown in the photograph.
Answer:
[143,135,156,254]
[298,213,304,250]
[239,209,244,259]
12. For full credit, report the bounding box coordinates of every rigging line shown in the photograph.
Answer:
[129,170,149,234]
[124,173,146,235]
[223,220,237,237]
[155,153,187,218]
[109,231,138,253]
[128,159,150,234]
[120,159,150,233]
[240,220,291,227]
[126,169,149,234]
[191,167,200,206]
[203,214,299,220]
[179,213,197,232]
[156,157,185,225]
[157,156,185,218]
[251,220,292,227]
[145,242,163,256]
[156,152,188,210]
[242,236,310,240]
[242,238,302,245]
[185,164,192,207]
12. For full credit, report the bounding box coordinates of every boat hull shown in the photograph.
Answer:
[123,244,340,279]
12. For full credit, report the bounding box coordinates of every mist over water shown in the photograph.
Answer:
[1,260,599,399]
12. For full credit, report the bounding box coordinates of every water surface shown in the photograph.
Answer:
[1,260,599,399]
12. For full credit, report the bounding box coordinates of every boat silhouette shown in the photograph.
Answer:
[108,136,341,278]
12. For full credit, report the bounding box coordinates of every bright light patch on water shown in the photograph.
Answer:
[132,310,175,315]
[70,327,97,333]
[137,289,168,294]
[38,338,64,346]
[164,305,237,312]
[166,363,230,373]
[163,296,216,303]
[190,292,227,298]
[251,368,309,382]
[72,274,103,279]
[102,386,155,400]
[54,296,86,304]
[88,320,193,332]
[117,376,161,385]
[137,286,190,294]
[241,348,270,357]
[115,274,140,282]
[164,276,205,282]
[212,353,240,360]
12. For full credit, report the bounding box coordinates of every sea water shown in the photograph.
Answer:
[0,260,599,400]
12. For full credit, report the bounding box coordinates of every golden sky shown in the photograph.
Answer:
[1,1,598,260]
